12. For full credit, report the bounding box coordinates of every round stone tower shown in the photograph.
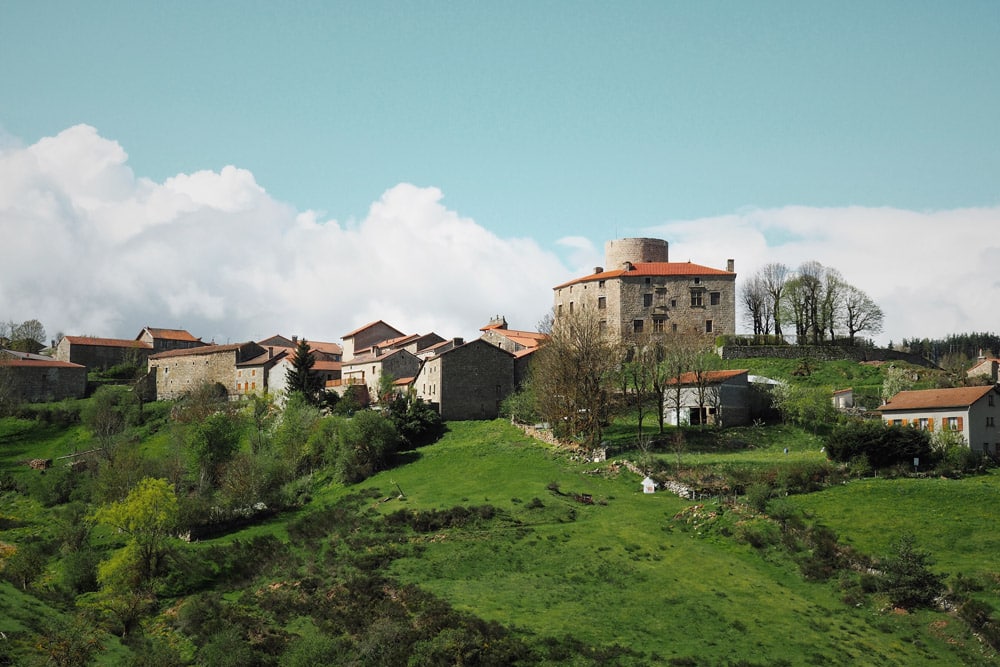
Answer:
[604,238,669,270]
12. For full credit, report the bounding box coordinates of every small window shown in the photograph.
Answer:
[645,277,651,285]
[652,319,666,333]
[988,417,996,427]
[598,280,605,288]
[694,277,701,285]
[599,320,607,333]
[598,296,606,310]
[672,323,678,333]
[558,304,563,316]
[569,302,574,314]
[671,299,677,308]
[691,291,703,307]
[710,292,721,306]
[705,320,713,334]
[633,319,644,334]
[919,418,929,430]
[947,417,959,430]
[643,294,653,307]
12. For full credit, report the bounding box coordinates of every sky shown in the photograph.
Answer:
[1,2,998,349]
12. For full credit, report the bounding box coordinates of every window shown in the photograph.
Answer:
[672,323,678,333]
[919,418,929,430]
[892,419,903,426]
[569,302,574,314]
[705,320,713,334]
[671,299,677,308]
[645,277,651,285]
[710,292,720,306]
[558,304,563,316]
[599,320,607,333]
[988,417,996,428]
[633,319,644,334]
[598,280,605,288]
[598,296,606,309]
[643,293,653,307]
[652,318,666,333]
[693,277,701,285]
[946,416,959,430]
[690,290,703,307]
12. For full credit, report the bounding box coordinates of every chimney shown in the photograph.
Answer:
[623,261,634,271]
[593,266,603,274]
[292,335,298,345]
[726,259,735,273]
[268,347,273,359]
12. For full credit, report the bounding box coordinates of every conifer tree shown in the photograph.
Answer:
[286,338,322,405]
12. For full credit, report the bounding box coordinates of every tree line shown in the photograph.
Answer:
[739,261,884,345]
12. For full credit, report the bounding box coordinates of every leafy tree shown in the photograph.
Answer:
[659,336,700,430]
[334,410,399,483]
[93,477,179,585]
[286,338,322,405]
[245,391,277,454]
[273,392,322,474]
[189,411,245,491]
[388,394,445,449]
[8,318,46,353]
[770,383,838,433]
[3,539,48,590]
[881,364,915,402]
[878,534,945,609]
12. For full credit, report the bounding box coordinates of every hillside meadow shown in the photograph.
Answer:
[2,364,999,664]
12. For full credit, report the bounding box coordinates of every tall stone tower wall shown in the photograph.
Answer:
[604,238,669,269]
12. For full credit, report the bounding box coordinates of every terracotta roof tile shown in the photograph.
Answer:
[149,342,249,360]
[141,327,201,342]
[555,261,735,289]
[667,369,749,386]
[342,320,405,339]
[63,336,153,349]
[877,385,996,411]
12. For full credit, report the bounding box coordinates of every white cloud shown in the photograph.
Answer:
[0,125,567,345]
[645,205,1000,345]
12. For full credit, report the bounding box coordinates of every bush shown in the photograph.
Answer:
[333,410,400,484]
[878,534,945,610]
[825,421,933,470]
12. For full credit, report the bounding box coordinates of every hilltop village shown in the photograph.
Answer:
[1,237,738,421]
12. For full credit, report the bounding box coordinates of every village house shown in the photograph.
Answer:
[553,237,736,342]
[877,385,1000,457]
[479,316,549,354]
[413,338,516,421]
[55,335,153,370]
[148,342,265,400]
[967,352,1000,383]
[0,349,87,402]
[341,321,406,362]
[832,388,855,410]
[664,369,752,427]
[340,345,421,403]
[136,327,206,354]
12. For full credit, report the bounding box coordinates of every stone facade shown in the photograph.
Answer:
[341,321,405,361]
[0,353,87,402]
[55,336,152,371]
[148,342,264,400]
[414,339,515,420]
[341,348,421,402]
[137,327,205,354]
[554,238,736,342]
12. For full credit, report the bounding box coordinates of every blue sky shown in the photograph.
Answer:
[1,2,999,346]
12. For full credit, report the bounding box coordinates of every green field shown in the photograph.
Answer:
[2,402,999,664]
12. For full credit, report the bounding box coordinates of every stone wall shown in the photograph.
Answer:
[2,363,87,402]
[720,345,938,368]
[438,341,515,420]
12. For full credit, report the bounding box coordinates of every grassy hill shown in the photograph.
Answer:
[2,361,999,664]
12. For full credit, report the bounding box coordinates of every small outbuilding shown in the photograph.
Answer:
[641,476,657,494]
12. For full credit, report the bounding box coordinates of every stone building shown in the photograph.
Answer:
[341,321,406,362]
[479,316,549,354]
[55,335,153,371]
[340,346,421,402]
[413,339,516,420]
[553,238,736,342]
[136,327,206,354]
[0,350,87,402]
[148,342,264,400]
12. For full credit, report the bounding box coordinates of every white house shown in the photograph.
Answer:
[663,369,751,427]
[877,385,1000,456]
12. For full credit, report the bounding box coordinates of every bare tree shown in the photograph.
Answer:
[659,337,706,427]
[760,262,790,338]
[531,309,621,451]
[842,284,884,344]
[821,268,844,342]
[739,273,771,338]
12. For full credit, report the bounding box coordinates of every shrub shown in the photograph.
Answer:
[825,421,933,470]
[877,534,945,610]
[333,410,400,484]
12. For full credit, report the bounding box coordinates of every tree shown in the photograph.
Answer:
[530,309,621,451]
[881,364,914,403]
[189,411,244,491]
[93,477,179,585]
[334,410,399,483]
[740,273,771,338]
[842,284,884,344]
[245,391,277,455]
[9,318,46,353]
[760,262,790,338]
[659,337,700,429]
[878,534,945,609]
[286,338,322,405]
[81,385,134,460]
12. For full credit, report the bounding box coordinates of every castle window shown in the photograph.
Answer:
[672,323,678,333]
[598,297,606,310]
[690,290,703,307]
[652,318,666,333]
[633,320,644,334]
[671,299,677,308]
[598,280,606,288]
[705,320,714,334]
[645,277,651,285]
[569,302,574,314]
[710,292,721,306]
[599,320,607,333]
[643,294,653,307]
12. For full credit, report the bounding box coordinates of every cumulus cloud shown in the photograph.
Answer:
[645,205,1000,345]
[0,125,567,345]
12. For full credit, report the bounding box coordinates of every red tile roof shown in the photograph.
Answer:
[489,329,549,349]
[0,357,84,369]
[149,343,248,360]
[555,261,735,289]
[342,320,405,339]
[140,327,201,342]
[63,336,153,349]
[877,385,996,412]
[667,369,749,386]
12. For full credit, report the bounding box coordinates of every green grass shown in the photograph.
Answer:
[336,420,991,664]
